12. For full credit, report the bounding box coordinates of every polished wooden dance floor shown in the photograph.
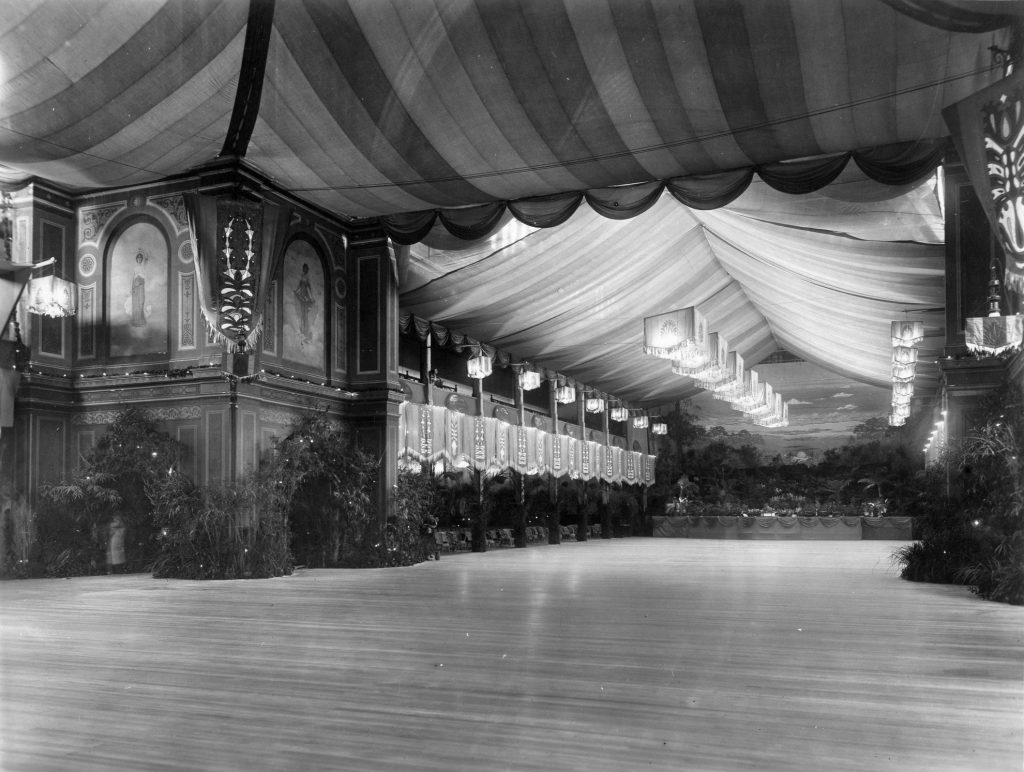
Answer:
[1,541,1021,771]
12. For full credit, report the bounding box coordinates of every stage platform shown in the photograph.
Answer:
[2,540,1020,771]
[653,515,915,540]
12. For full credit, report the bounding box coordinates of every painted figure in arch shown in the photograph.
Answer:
[128,249,148,327]
[294,262,315,343]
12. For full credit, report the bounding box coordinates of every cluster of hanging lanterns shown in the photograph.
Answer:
[889,321,924,426]
[469,354,672,436]
[643,307,788,428]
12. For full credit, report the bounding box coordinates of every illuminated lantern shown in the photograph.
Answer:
[26,274,78,317]
[467,353,492,379]
[610,406,629,422]
[891,346,918,381]
[674,331,728,382]
[517,368,541,390]
[632,415,649,429]
[745,382,774,417]
[585,396,605,413]
[555,383,576,404]
[891,321,924,347]
[651,422,668,435]
[731,370,761,411]
[756,394,788,427]
[710,352,744,399]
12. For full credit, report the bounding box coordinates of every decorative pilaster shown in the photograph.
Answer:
[345,221,401,522]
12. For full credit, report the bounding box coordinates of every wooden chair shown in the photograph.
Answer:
[434,530,452,553]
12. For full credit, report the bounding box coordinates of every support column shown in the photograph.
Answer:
[576,389,588,541]
[513,375,527,547]
[548,380,560,544]
[422,330,433,405]
[346,222,402,523]
[472,373,486,552]
[939,155,1013,451]
[600,399,612,538]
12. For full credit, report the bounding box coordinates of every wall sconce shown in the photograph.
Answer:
[651,422,667,435]
[555,382,576,404]
[610,406,629,422]
[632,415,649,429]
[585,396,605,413]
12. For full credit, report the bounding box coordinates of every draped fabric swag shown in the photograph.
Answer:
[399,402,656,486]
[381,141,949,245]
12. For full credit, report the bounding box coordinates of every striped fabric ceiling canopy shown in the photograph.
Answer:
[1,0,1021,439]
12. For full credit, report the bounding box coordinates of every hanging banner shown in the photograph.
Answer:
[473,416,487,468]
[494,418,510,470]
[535,426,547,475]
[515,424,529,472]
[944,68,1024,295]
[551,432,564,475]
[398,402,655,484]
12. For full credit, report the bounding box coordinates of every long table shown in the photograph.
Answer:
[652,515,915,540]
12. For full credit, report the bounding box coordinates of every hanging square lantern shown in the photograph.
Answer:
[709,352,744,397]
[891,345,918,365]
[891,392,912,408]
[744,382,774,417]
[891,321,924,347]
[610,406,629,422]
[891,381,914,401]
[673,331,727,381]
[731,370,761,411]
[965,314,1024,355]
[891,346,918,381]
[26,274,78,318]
[651,422,668,435]
[555,383,576,404]
[891,363,917,382]
[644,307,708,364]
[467,353,492,379]
[517,368,541,391]
[632,415,649,429]
[585,396,605,413]
[756,394,786,427]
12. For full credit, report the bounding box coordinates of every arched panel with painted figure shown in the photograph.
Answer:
[107,218,169,357]
[281,238,326,373]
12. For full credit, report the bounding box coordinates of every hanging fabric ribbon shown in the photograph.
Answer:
[944,68,1024,296]
[183,192,292,351]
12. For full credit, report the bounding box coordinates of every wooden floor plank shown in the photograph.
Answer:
[2,541,1021,771]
